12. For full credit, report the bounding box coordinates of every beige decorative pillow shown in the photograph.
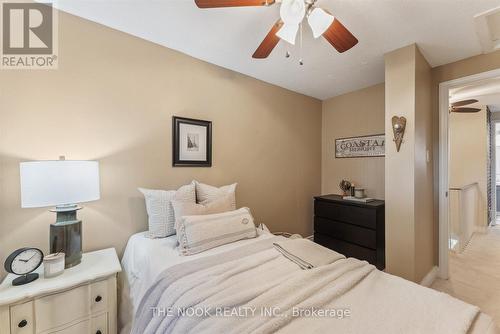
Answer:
[171,194,234,230]
[139,181,195,238]
[177,207,257,255]
[195,181,237,209]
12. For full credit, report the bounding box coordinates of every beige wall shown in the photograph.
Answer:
[385,45,417,281]
[321,84,385,199]
[449,107,488,228]
[384,44,434,282]
[414,47,434,282]
[0,12,322,278]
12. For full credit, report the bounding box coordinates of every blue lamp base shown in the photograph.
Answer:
[49,205,82,268]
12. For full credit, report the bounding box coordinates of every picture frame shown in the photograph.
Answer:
[172,116,212,167]
[335,134,385,158]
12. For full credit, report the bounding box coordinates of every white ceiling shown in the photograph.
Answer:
[450,77,500,112]
[51,0,500,100]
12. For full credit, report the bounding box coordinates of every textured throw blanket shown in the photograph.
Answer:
[273,238,345,269]
[132,237,479,334]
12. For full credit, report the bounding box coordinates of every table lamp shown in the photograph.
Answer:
[20,157,100,268]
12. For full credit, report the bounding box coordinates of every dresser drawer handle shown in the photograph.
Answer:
[18,319,28,328]
[95,295,102,302]
[96,330,102,334]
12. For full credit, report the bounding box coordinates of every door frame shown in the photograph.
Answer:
[439,68,500,279]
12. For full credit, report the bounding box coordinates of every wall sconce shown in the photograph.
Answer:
[391,116,406,152]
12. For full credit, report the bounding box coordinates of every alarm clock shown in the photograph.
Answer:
[4,248,44,286]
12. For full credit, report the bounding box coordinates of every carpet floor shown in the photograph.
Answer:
[431,225,500,327]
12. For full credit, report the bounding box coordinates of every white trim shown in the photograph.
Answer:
[438,68,500,280]
[439,82,450,279]
[420,266,438,287]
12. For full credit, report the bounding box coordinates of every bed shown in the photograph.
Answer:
[119,230,498,334]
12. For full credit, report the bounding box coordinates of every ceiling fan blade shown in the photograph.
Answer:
[322,18,358,53]
[450,99,479,107]
[195,0,274,8]
[252,20,283,59]
[450,107,482,113]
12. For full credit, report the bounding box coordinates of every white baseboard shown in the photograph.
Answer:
[420,266,439,287]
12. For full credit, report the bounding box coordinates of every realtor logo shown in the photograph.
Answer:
[1,1,58,69]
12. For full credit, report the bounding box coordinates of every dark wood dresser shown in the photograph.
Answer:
[314,194,385,270]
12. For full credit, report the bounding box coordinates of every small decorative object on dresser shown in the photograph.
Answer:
[0,248,121,334]
[314,194,385,270]
[172,116,212,167]
[43,252,65,278]
[338,179,351,196]
[4,248,44,286]
[354,188,365,199]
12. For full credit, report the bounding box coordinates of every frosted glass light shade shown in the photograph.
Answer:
[280,0,305,24]
[308,7,334,38]
[276,23,299,45]
[20,160,100,208]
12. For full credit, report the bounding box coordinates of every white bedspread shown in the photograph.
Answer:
[120,231,498,334]
[119,229,275,333]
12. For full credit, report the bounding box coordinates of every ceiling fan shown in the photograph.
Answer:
[449,99,481,113]
[194,0,358,59]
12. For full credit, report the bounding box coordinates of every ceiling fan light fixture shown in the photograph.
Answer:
[308,7,334,38]
[279,0,306,24]
[276,23,299,45]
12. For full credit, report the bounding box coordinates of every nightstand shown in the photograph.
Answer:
[0,248,121,334]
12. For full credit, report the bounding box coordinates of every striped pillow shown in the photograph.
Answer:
[139,182,196,238]
[177,208,257,256]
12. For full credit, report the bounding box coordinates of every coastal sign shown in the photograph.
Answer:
[335,134,385,158]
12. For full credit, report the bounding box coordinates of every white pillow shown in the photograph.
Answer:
[139,182,195,238]
[195,181,237,209]
[171,194,234,230]
[177,207,257,256]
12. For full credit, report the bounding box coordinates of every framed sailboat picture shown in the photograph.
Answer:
[172,116,212,167]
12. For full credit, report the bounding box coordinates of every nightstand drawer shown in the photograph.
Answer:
[34,285,90,332]
[91,313,108,334]
[52,319,90,334]
[10,301,34,334]
[91,280,108,314]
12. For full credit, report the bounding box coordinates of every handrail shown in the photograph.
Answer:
[449,182,479,191]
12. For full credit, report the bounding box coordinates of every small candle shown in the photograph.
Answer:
[43,253,65,278]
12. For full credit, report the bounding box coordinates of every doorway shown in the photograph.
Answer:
[439,68,500,279]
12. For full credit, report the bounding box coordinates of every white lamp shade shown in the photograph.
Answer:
[20,160,100,208]
[276,23,299,45]
[308,7,334,38]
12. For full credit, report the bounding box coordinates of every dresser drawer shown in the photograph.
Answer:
[52,319,90,334]
[314,200,377,229]
[314,233,377,265]
[34,285,91,332]
[314,217,377,249]
[91,280,108,314]
[10,301,34,334]
[91,313,108,334]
